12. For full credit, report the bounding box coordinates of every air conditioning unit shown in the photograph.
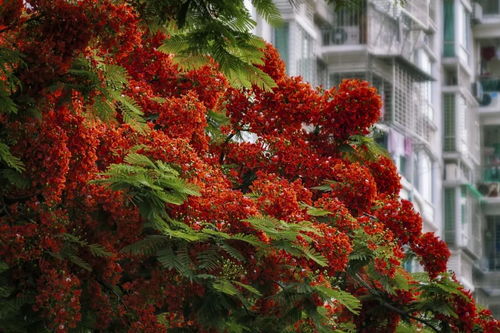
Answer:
[479,91,500,107]
[328,26,360,45]
[445,163,462,181]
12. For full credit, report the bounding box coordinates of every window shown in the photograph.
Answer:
[296,26,315,83]
[486,216,500,270]
[443,0,455,57]
[316,59,328,87]
[444,188,456,246]
[274,23,289,72]
[418,152,432,202]
[457,4,471,64]
[483,0,500,15]
[460,187,468,226]
[457,95,468,153]
[443,93,456,152]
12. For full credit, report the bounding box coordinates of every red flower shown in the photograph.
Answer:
[411,232,450,279]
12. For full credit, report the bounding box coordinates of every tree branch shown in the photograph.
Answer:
[219,131,237,164]
[353,273,440,332]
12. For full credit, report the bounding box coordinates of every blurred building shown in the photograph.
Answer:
[246,0,500,317]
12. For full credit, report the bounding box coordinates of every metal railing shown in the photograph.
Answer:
[483,166,500,182]
[322,26,365,46]
[479,76,500,92]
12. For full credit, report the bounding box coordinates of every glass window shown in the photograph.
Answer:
[296,26,315,83]
[443,0,455,57]
[444,188,456,246]
[486,216,500,270]
[457,4,471,64]
[443,93,456,152]
[418,153,432,202]
[274,23,289,73]
[483,0,500,15]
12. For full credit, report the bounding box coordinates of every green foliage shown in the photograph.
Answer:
[412,272,466,321]
[0,47,23,115]
[0,143,24,173]
[207,109,231,144]
[300,203,333,217]
[0,143,27,191]
[49,233,114,272]
[314,286,360,315]
[340,135,390,163]
[159,32,276,90]
[0,48,26,191]
[93,152,200,219]
[65,57,148,133]
[130,0,277,89]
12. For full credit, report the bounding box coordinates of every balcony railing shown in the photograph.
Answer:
[484,166,500,182]
[322,26,366,46]
[486,255,500,271]
[402,0,434,28]
[476,77,500,107]
[479,77,500,92]
[478,167,500,198]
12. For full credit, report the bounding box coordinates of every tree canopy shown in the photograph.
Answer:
[0,0,498,332]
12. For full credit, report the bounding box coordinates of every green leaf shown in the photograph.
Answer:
[157,246,194,278]
[301,246,328,267]
[124,153,157,168]
[233,281,262,296]
[212,280,240,296]
[311,184,333,192]
[251,0,283,26]
[0,169,29,189]
[314,286,361,315]
[0,143,24,172]
[88,244,113,257]
[300,203,332,217]
[67,254,92,272]
[101,64,130,85]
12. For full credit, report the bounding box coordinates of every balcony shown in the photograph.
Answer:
[320,0,433,69]
[478,139,500,211]
[475,8,500,43]
[477,77,500,111]
[479,165,500,196]
[401,0,436,31]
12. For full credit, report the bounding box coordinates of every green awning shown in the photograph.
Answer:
[462,184,484,202]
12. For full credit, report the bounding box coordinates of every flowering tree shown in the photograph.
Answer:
[0,1,499,332]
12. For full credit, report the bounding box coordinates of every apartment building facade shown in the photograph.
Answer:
[246,0,500,317]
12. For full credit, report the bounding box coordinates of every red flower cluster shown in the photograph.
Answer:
[327,160,377,215]
[320,79,382,141]
[373,198,422,245]
[411,232,450,279]
[368,156,402,196]
[250,172,312,221]
[0,2,498,332]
